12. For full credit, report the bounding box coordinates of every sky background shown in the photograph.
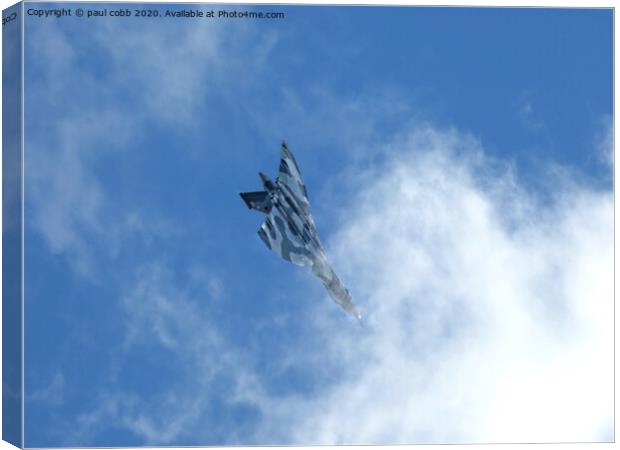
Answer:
[18,3,613,447]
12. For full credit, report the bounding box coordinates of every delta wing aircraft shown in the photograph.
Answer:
[240,142,361,320]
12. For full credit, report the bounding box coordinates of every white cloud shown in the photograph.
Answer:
[233,125,613,444]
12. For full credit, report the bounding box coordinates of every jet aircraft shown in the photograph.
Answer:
[240,142,361,320]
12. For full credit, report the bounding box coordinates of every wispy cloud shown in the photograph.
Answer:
[594,114,613,168]
[26,372,65,407]
[251,85,417,157]
[27,109,136,276]
[515,89,545,132]
[66,262,255,445]
[25,17,279,277]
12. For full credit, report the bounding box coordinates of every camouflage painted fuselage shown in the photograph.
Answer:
[240,143,361,320]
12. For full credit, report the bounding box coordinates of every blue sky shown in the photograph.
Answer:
[20,4,613,446]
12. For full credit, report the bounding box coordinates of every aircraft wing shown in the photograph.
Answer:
[257,205,314,268]
[276,142,311,214]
